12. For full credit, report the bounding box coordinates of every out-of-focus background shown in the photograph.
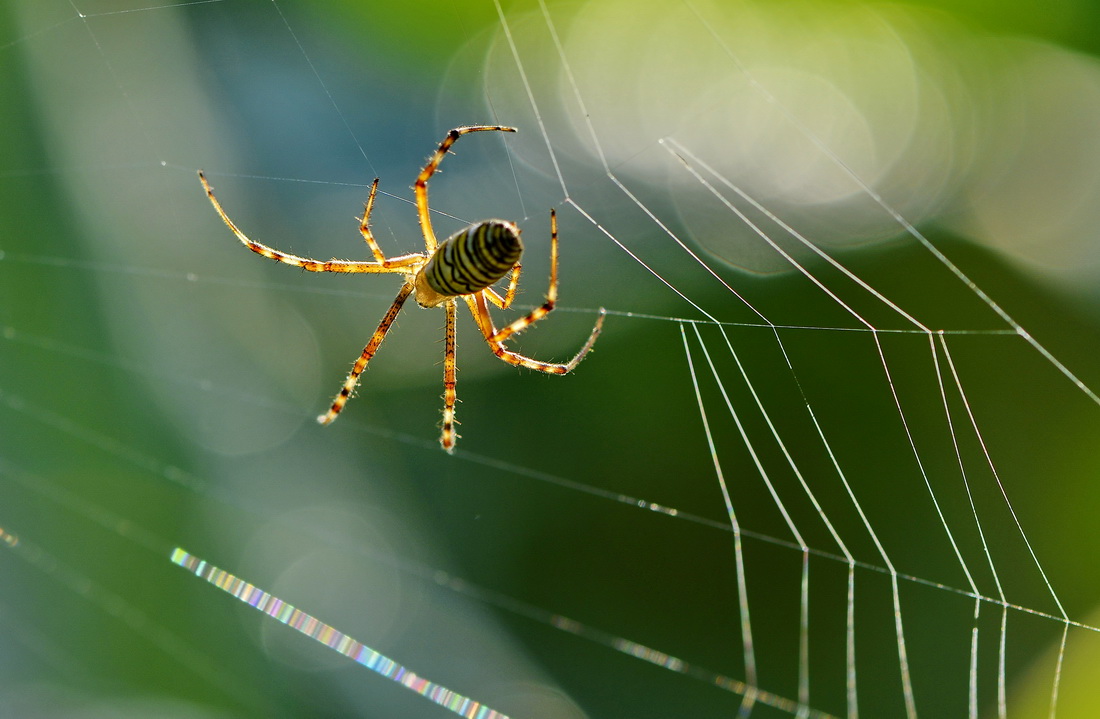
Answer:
[3,0,1100,717]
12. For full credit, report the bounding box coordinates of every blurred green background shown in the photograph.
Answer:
[4,0,1100,717]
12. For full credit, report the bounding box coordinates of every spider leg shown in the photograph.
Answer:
[487,209,603,349]
[440,299,459,453]
[414,125,517,255]
[483,263,521,309]
[317,283,414,425]
[199,171,420,274]
[466,292,604,375]
[490,209,561,343]
[358,178,392,264]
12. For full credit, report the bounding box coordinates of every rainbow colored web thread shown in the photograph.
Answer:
[170,548,509,719]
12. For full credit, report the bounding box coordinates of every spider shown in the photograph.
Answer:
[198,125,604,453]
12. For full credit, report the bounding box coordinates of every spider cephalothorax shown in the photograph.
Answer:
[199,125,604,452]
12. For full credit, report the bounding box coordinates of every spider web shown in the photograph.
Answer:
[3,1,1100,717]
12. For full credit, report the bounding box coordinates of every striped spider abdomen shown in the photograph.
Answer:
[415,220,522,308]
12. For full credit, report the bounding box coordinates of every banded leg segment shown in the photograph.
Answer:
[199,171,421,274]
[460,209,603,374]
[466,293,604,375]
[483,263,522,309]
[317,283,414,425]
[490,209,560,343]
[414,125,517,255]
[358,178,388,263]
[440,299,458,453]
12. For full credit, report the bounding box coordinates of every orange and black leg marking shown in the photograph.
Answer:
[490,210,561,343]
[414,125,517,254]
[199,170,420,274]
[460,209,603,375]
[440,299,459,453]
[466,293,604,375]
[358,177,389,263]
[484,262,522,309]
[317,283,414,425]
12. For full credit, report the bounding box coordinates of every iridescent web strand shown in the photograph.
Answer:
[170,548,509,719]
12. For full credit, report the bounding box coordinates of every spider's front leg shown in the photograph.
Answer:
[199,171,421,273]
[414,125,517,254]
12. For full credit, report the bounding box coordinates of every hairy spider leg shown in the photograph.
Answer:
[317,283,414,425]
[491,209,559,343]
[357,177,390,264]
[414,125,517,254]
[466,293,603,375]
[440,299,459,453]
[199,171,424,273]
[461,208,603,372]
[483,262,522,309]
